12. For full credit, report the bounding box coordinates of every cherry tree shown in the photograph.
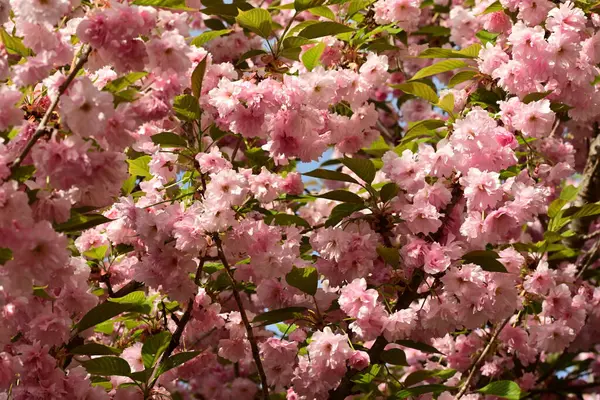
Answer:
[1,0,600,398]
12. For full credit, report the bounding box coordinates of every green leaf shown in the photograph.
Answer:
[352,364,381,384]
[83,245,108,261]
[283,36,316,48]
[302,42,325,71]
[236,8,273,38]
[191,29,232,47]
[317,189,364,203]
[71,343,122,356]
[294,0,325,11]
[77,291,148,332]
[437,93,455,115]
[103,72,148,93]
[410,60,467,81]
[33,286,55,300]
[10,165,35,183]
[404,119,446,140]
[151,132,188,148]
[396,339,442,354]
[448,70,478,88]
[522,91,552,104]
[55,212,111,233]
[404,369,456,387]
[341,157,376,184]
[0,28,33,57]
[0,247,13,265]
[132,0,192,9]
[380,183,399,202]
[395,384,455,399]
[303,168,358,184]
[236,48,268,64]
[253,307,308,324]
[325,203,366,227]
[191,57,208,98]
[377,246,399,268]
[391,82,439,103]
[155,351,200,377]
[127,155,152,179]
[298,21,354,39]
[81,357,131,377]
[346,0,375,18]
[478,380,521,400]
[265,213,311,228]
[380,348,408,365]
[564,203,600,219]
[560,184,579,202]
[481,0,503,13]
[414,25,451,37]
[476,29,500,45]
[462,250,508,273]
[286,266,318,296]
[309,5,336,19]
[173,94,201,121]
[142,331,172,369]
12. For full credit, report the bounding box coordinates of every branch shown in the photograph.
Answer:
[453,316,511,399]
[567,131,600,250]
[9,45,92,172]
[214,235,269,400]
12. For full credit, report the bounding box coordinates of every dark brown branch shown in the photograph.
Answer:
[568,131,600,250]
[453,316,511,399]
[214,235,269,400]
[9,45,93,172]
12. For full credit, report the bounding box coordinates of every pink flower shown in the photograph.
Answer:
[60,77,115,138]
[373,0,422,31]
[459,168,503,211]
[0,86,23,131]
[307,327,352,370]
[348,350,370,371]
[122,343,144,372]
[195,146,232,174]
[339,278,379,319]
[146,31,192,74]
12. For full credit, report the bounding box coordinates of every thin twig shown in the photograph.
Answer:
[453,316,511,399]
[576,238,600,279]
[214,235,269,400]
[10,45,92,172]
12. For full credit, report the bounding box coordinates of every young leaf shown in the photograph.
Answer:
[317,189,364,204]
[478,381,521,400]
[380,348,408,365]
[341,157,376,184]
[481,0,503,14]
[191,29,232,47]
[437,93,455,116]
[404,119,446,139]
[391,82,439,103]
[0,28,33,57]
[476,29,500,45]
[142,331,172,368]
[103,72,148,93]
[191,57,208,98]
[462,250,508,273]
[286,266,319,296]
[236,8,273,38]
[404,369,456,387]
[298,21,354,39]
[133,0,191,9]
[0,248,13,265]
[81,357,132,377]
[173,94,201,121]
[151,132,188,148]
[410,60,468,81]
[83,245,108,261]
[301,42,325,71]
[303,169,359,184]
[522,91,552,104]
[308,5,336,19]
[265,213,311,228]
[127,155,152,178]
[377,246,399,268]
